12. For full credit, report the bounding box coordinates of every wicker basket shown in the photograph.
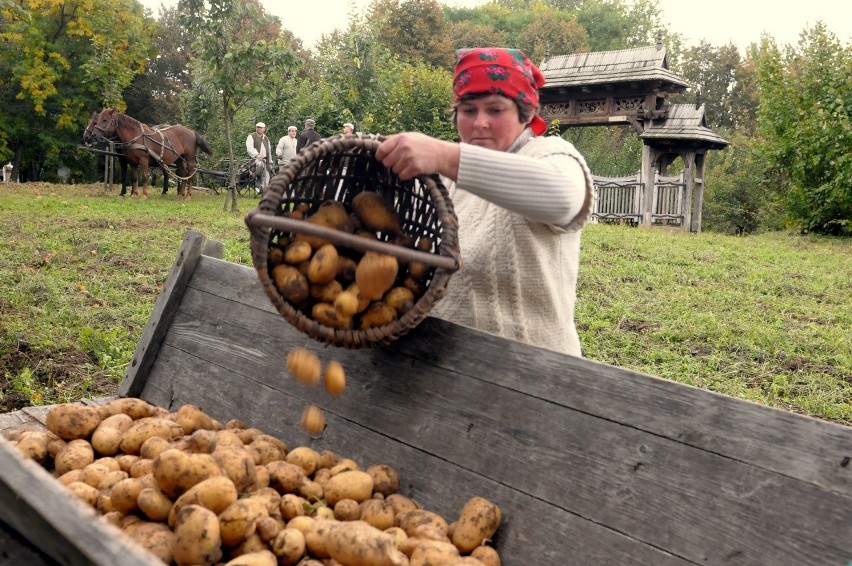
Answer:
[245,134,460,348]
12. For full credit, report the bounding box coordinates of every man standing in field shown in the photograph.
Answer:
[276,126,298,172]
[296,119,321,153]
[246,122,272,194]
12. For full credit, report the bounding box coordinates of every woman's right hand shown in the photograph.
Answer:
[376,133,460,181]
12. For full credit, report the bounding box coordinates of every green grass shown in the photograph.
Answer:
[1,183,850,424]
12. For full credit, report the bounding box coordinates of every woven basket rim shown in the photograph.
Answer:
[246,133,459,348]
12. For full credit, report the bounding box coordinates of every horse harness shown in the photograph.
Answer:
[119,121,197,182]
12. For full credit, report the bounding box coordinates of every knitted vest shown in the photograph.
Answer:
[430,135,593,356]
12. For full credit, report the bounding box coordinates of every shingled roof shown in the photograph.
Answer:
[539,45,690,90]
[640,104,730,148]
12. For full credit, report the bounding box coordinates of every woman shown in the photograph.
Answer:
[376,47,593,356]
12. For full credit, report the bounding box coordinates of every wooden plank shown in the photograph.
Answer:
[119,230,221,398]
[127,261,852,565]
[0,520,57,566]
[0,438,163,566]
[189,256,852,496]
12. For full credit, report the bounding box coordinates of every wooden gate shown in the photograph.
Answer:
[591,173,643,225]
[652,172,686,226]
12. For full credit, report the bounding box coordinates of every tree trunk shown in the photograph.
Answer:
[221,91,239,214]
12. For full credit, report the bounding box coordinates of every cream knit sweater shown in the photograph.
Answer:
[430,130,594,356]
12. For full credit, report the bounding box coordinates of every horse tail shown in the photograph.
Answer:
[196,132,213,155]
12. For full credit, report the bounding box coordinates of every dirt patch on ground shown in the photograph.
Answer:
[0,340,116,414]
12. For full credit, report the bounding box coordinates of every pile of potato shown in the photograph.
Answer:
[268,192,435,332]
[5,397,502,566]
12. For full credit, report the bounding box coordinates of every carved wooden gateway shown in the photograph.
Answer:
[538,40,729,232]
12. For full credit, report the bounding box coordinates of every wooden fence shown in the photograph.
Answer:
[592,172,686,227]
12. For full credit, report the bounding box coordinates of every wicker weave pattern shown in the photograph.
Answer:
[246,134,459,348]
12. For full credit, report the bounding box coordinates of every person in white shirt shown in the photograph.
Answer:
[245,122,272,193]
[276,126,298,172]
[342,122,354,135]
[376,47,594,356]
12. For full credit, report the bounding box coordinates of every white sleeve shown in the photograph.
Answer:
[275,137,285,158]
[455,142,589,226]
[246,135,258,158]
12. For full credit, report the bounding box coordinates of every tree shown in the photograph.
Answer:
[754,25,852,235]
[369,0,453,69]
[180,0,296,213]
[673,41,741,130]
[0,0,154,180]
[515,3,588,63]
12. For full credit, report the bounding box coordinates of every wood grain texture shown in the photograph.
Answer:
[130,255,852,566]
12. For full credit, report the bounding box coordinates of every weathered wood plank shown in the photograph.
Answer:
[188,255,852,496]
[136,274,852,566]
[0,520,57,566]
[119,230,221,398]
[0,438,163,566]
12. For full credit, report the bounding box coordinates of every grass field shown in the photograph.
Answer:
[1,182,850,424]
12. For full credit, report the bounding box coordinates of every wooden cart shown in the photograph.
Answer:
[1,231,850,565]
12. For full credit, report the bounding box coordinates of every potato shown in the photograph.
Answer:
[359,498,396,530]
[80,462,110,488]
[218,498,268,547]
[99,397,157,420]
[324,361,346,396]
[173,504,222,566]
[298,479,324,502]
[333,498,361,521]
[359,302,398,330]
[267,460,307,494]
[325,521,408,566]
[286,446,319,476]
[97,469,129,491]
[123,521,175,564]
[356,252,399,301]
[351,191,402,235]
[255,515,281,543]
[212,444,258,493]
[172,404,215,435]
[223,549,277,566]
[115,454,139,473]
[139,435,172,460]
[311,302,352,330]
[272,264,310,305]
[56,469,84,486]
[294,200,355,249]
[270,527,306,565]
[317,450,341,470]
[54,439,95,476]
[90,413,133,456]
[248,435,287,465]
[137,487,173,522]
[310,280,343,303]
[336,256,358,282]
[333,290,360,317]
[153,448,222,499]
[246,486,283,517]
[302,518,337,559]
[120,417,184,455]
[287,348,321,386]
[129,457,154,478]
[65,481,100,507]
[168,475,238,528]
[383,286,415,315]
[448,559,488,566]
[395,509,449,537]
[470,545,501,566]
[15,432,49,462]
[451,497,501,553]
[186,428,218,454]
[280,493,308,520]
[367,464,400,497]
[329,458,361,475]
[323,470,374,506]
[46,403,101,440]
[300,405,325,436]
[284,241,312,265]
[109,477,146,515]
[307,244,339,285]
[410,540,460,566]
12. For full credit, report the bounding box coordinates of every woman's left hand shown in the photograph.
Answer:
[375,133,460,181]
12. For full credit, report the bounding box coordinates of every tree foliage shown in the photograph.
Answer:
[755,24,851,235]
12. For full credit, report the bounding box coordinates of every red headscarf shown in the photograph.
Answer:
[453,47,548,136]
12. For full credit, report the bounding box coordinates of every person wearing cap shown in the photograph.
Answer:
[296,118,321,153]
[375,47,593,357]
[342,122,354,135]
[276,126,299,171]
[246,122,273,193]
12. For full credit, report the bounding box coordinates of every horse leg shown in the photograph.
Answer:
[119,157,129,197]
[162,168,169,195]
[130,164,140,197]
[140,161,150,199]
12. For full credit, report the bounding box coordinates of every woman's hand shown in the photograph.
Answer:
[375,133,460,181]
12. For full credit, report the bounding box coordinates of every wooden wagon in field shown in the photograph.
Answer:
[1,231,850,565]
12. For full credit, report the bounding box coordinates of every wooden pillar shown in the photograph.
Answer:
[691,152,706,233]
[641,143,657,226]
[681,151,695,232]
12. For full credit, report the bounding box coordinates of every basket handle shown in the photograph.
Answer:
[246,211,460,272]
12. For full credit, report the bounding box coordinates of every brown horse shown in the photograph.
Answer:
[90,108,212,198]
[83,111,170,196]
